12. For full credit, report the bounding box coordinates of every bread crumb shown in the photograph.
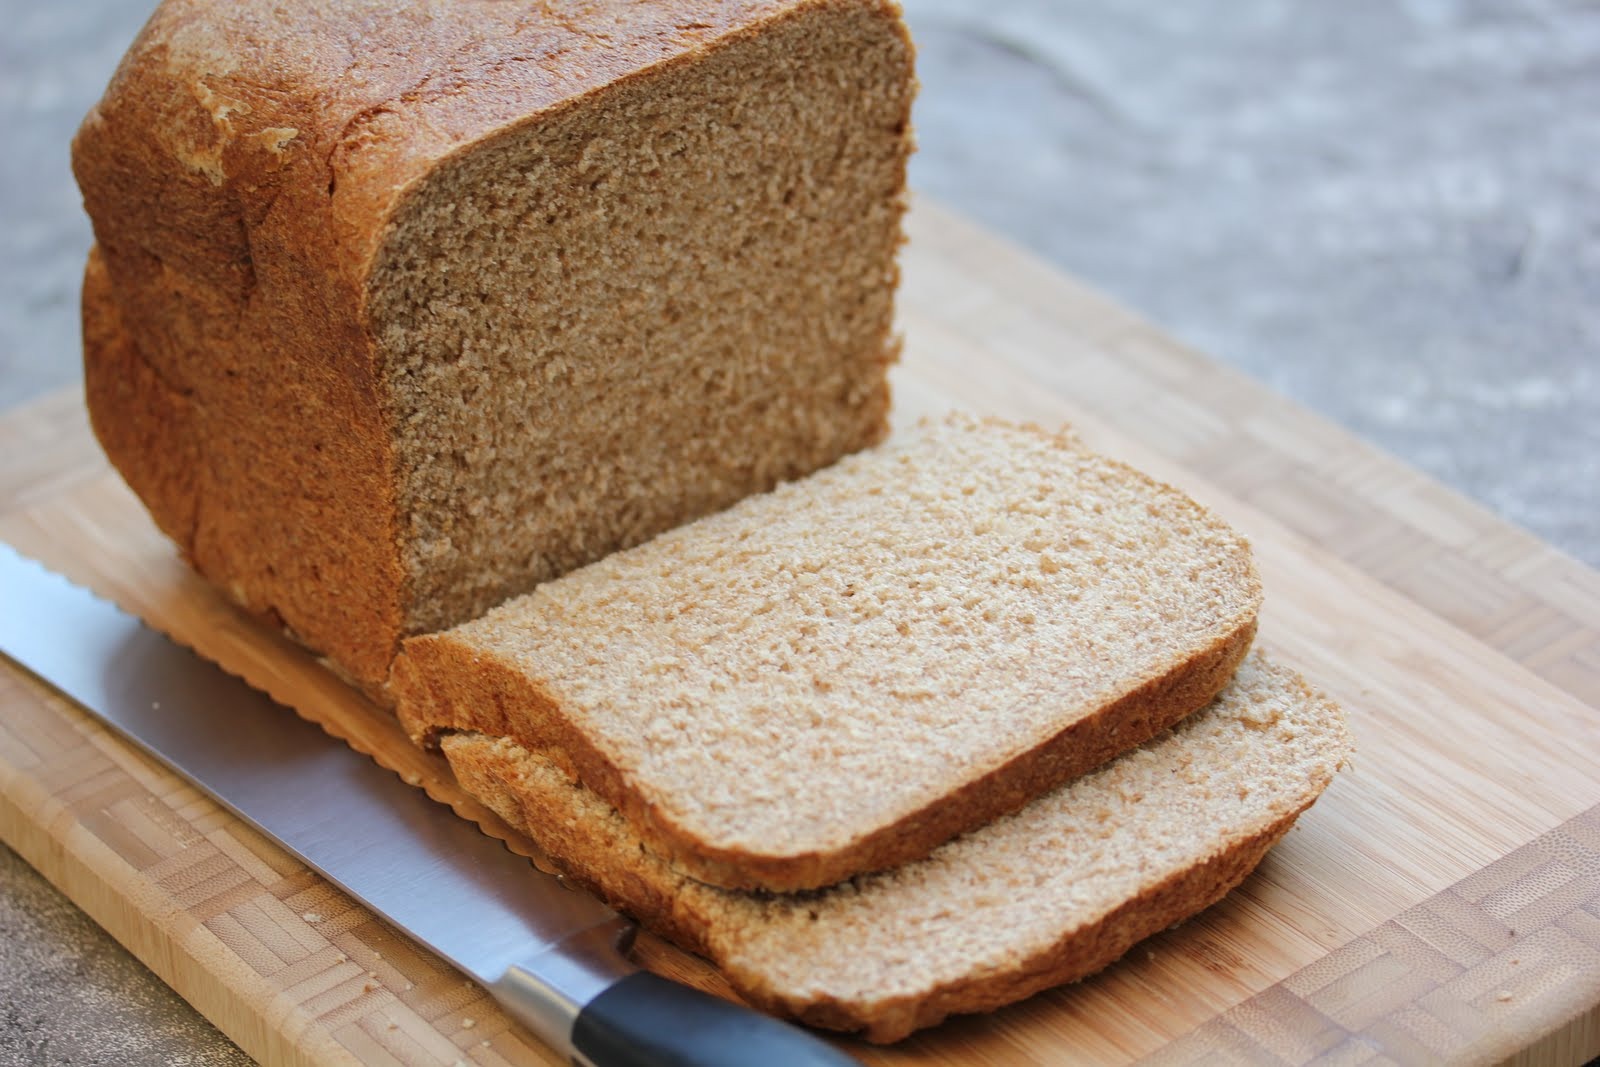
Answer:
[1496,990,1513,1002]
[462,1016,477,1029]
[252,126,300,154]
[404,771,423,786]
[302,912,322,923]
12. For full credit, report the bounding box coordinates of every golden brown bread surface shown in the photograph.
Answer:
[443,653,1352,1043]
[74,0,914,690]
[392,415,1264,891]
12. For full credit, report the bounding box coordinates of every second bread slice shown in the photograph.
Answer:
[391,415,1262,891]
[443,653,1352,1041]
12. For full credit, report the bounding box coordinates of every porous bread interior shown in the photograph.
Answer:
[368,2,911,637]
[401,415,1262,881]
[441,653,1352,1041]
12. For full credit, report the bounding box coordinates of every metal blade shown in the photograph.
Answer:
[0,542,621,985]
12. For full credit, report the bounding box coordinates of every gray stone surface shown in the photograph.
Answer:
[0,847,252,1067]
[0,0,1595,1062]
[905,0,1599,565]
[0,1,146,412]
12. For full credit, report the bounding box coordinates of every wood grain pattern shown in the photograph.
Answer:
[1149,803,1600,1065]
[1,200,1597,1065]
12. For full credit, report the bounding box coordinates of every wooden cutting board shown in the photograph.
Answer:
[2,200,1598,1066]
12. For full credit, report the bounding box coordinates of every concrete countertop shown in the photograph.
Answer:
[1,0,1595,1062]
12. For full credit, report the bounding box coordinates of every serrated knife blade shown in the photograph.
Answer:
[0,543,857,1067]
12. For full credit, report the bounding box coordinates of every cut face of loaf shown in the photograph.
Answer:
[442,653,1352,1043]
[73,0,913,690]
[392,415,1264,891]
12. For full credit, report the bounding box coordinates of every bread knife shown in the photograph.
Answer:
[0,543,858,1067]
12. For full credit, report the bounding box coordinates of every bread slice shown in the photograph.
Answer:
[442,653,1350,1042]
[391,415,1263,891]
[73,0,914,691]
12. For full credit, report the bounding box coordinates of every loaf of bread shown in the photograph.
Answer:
[73,0,914,691]
[76,5,1351,1045]
[392,415,1263,891]
[443,653,1350,1042]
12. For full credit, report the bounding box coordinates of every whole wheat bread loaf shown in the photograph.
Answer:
[443,653,1350,1042]
[73,0,913,691]
[391,415,1263,891]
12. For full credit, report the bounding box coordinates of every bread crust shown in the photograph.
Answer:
[82,248,200,556]
[75,0,410,686]
[73,0,912,690]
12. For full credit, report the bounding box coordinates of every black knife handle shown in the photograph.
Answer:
[571,971,861,1067]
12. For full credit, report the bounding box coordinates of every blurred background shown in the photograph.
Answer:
[910,0,1598,570]
[1,0,1597,1061]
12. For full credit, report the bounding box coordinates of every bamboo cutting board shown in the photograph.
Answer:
[2,201,1599,1066]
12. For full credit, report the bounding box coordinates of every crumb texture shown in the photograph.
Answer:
[442,653,1352,1042]
[373,0,912,634]
[396,415,1263,889]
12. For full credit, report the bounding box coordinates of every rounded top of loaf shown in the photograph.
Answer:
[72,0,862,295]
